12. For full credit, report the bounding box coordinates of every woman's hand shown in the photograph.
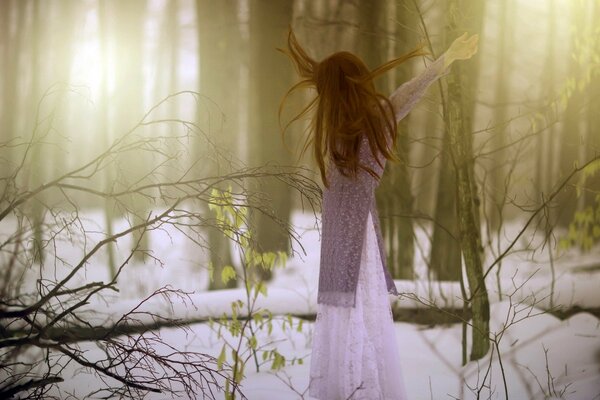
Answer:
[444,32,479,68]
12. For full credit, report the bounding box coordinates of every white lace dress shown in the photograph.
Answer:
[309,213,407,400]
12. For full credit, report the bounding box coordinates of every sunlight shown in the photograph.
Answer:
[70,37,104,98]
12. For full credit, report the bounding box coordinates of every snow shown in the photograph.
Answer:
[3,209,600,398]
[47,302,600,399]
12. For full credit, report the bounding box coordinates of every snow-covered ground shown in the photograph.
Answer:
[47,301,600,399]
[3,209,600,398]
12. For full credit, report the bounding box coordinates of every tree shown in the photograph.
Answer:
[370,0,418,280]
[110,0,149,264]
[584,2,600,210]
[26,0,46,265]
[443,0,490,361]
[0,0,25,177]
[536,0,556,210]
[0,89,320,399]
[196,0,241,289]
[556,0,587,228]
[429,0,462,282]
[487,0,514,231]
[98,0,117,277]
[247,0,295,280]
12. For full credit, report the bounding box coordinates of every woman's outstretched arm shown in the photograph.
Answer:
[389,33,479,123]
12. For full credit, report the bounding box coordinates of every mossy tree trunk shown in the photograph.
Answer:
[444,0,490,361]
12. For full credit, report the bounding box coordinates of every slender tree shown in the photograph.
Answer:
[536,0,556,206]
[556,1,586,227]
[429,123,462,280]
[443,0,490,361]
[374,0,417,279]
[487,0,513,231]
[27,0,46,265]
[429,0,462,282]
[110,0,149,263]
[0,0,25,174]
[97,0,117,277]
[196,0,240,289]
[584,2,600,209]
[248,0,295,280]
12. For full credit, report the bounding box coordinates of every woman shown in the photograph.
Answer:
[280,30,478,399]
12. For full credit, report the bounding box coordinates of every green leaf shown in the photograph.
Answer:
[249,335,257,350]
[270,352,286,370]
[238,358,246,381]
[253,312,264,325]
[277,251,288,268]
[217,344,226,370]
[221,265,237,285]
[256,281,268,297]
[207,261,214,282]
[262,252,276,270]
[234,211,244,230]
[225,380,231,400]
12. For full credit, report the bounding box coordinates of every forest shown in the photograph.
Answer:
[0,0,599,399]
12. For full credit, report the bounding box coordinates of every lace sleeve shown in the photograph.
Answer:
[389,53,449,123]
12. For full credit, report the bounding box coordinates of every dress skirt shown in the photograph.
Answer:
[309,213,407,400]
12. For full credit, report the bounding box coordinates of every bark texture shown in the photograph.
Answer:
[444,0,490,361]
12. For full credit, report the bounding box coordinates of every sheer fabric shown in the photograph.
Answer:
[309,213,406,400]
[317,54,448,307]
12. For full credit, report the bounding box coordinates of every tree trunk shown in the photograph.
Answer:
[584,2,600,209]
[444,0,490,361]
[556,1,586,227]
[98,0,117,277]
[432,0,486,285]
[247,0,294,280]
[196,0,241,289]
[536,0,556,209]
[28,0,45,265]
[1,0,25,176]
[110,0,149,263]
[488,0,513,231]
[357,0,417,279]
[430,134,462,281]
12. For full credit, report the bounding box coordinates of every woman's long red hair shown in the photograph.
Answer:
[279,29,427,187]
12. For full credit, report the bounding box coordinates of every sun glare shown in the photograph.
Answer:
[70,38,104,99]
